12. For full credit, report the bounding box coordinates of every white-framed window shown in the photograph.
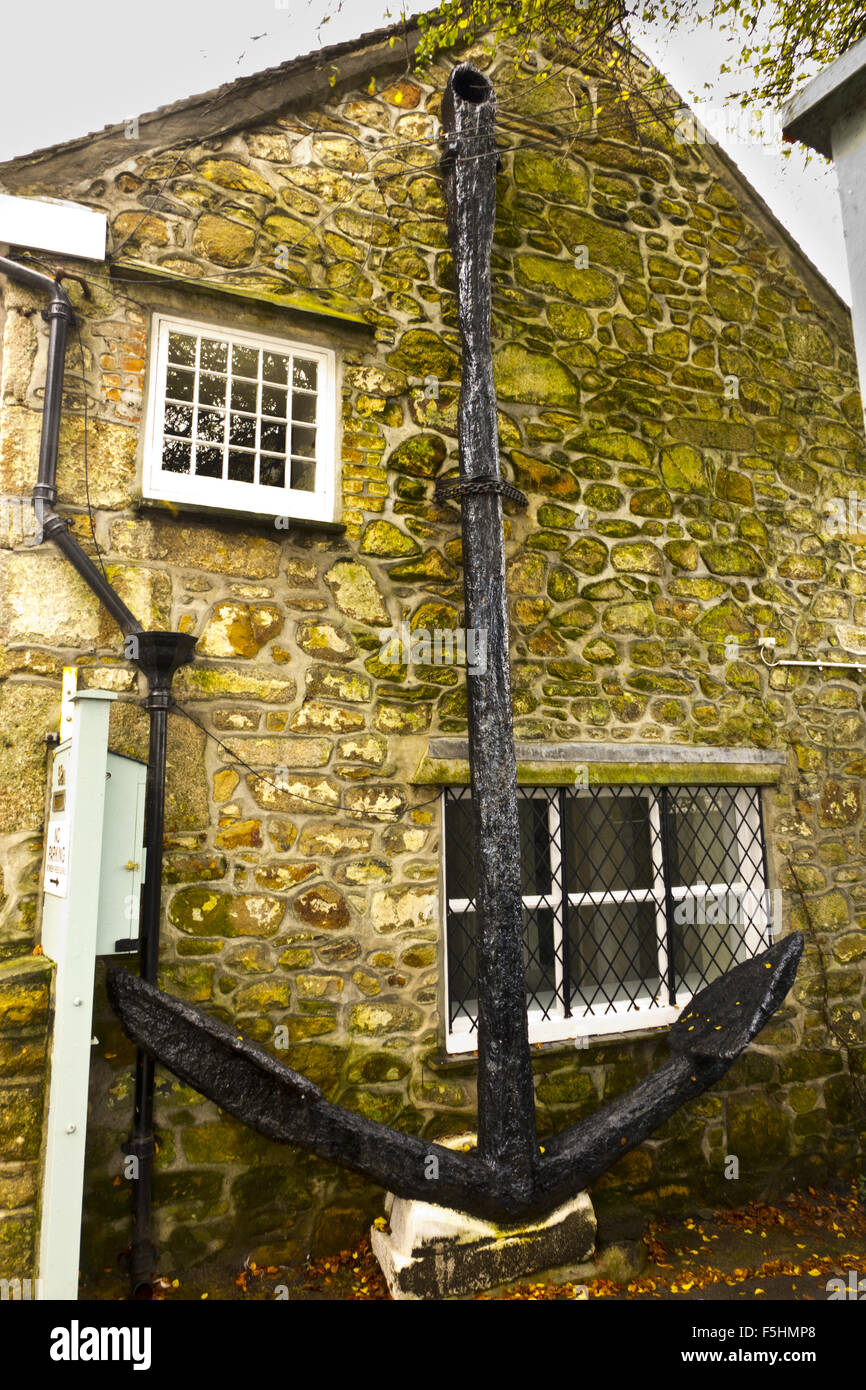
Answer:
[442,783,775,1054]
[143,314,337,522]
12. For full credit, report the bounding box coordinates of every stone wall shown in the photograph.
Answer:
[0,956,53,1279]
[0,35,865,1276]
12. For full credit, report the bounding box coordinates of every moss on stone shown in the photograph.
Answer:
[516,252,616,305]
[360,521,420,557]
[494,345,580,406]
[386,433,446,477]
[387,328,460,380]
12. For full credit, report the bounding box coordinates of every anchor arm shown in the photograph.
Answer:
[533,932,804,1211]
[108,932,803,1224]
[107,968,518,1223]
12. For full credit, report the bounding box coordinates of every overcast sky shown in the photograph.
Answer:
[0,0,849,302]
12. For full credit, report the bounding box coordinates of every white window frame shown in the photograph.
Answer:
[143,313,337,523]
[442,785,769,1055]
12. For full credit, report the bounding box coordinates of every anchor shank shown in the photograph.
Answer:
[441,65,537,1192]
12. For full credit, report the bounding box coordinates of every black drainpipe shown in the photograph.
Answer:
[0,254,195,1297]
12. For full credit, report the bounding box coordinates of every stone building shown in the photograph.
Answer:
[0,18,864,1285]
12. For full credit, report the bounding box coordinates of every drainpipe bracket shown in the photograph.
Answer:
[41,297,76,327]
[122,1135,156,1161]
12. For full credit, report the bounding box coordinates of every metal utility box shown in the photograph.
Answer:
[44,743,147,955]
[40,689,149,1300]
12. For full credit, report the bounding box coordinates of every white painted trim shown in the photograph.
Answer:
[446,1002,681,1055]
[0,193,107,262]
[142,313,337,522]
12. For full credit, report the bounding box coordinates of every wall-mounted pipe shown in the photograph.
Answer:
[760,649,866,673]
[0,254,193,1298]
[0,254,142,635]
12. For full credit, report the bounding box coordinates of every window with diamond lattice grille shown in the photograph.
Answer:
[442,784,774,1053]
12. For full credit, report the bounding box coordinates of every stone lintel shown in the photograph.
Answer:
[413,741,786,786]
[111,258,372,329]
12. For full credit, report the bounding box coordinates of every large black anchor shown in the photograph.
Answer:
[109,64,802,1226]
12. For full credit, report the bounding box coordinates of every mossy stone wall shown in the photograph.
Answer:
[0,36,864,1274]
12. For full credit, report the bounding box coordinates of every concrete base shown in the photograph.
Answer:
[371,1185,597,1300]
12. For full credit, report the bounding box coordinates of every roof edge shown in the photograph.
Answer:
[0,16,426,190]
[782,33,866,159]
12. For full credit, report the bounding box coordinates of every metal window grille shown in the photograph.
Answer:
[442,783,774,1049]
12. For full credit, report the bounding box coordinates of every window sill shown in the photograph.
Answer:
[426,1024,671,1073]
[136,495,346,536]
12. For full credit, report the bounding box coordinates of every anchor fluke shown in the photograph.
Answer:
[669,932,803,1062]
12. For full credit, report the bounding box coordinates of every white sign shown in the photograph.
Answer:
[43,820,70,898]
[0,193,107,261]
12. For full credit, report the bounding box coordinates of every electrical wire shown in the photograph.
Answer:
[15,78,703,320]
[170,696,448,822]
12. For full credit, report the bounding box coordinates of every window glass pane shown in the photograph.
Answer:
[261,385,287,419]
[672,902,741,995]
[232,343,259,378]
[229,414,256,448]
[564,791,653,893]
[291,391,317,423]
[227,451,255,483]
[231,379,257,413]
[199,372,227,408]
[200,338,228,372]
[290,459,316,492]
[196,409,225,444]
[667,786,769,999]
[162,438,191,473]
[168,332,196,367]
[260,421,287,454]
[194,445,222,479]
[448,909,477,1027]
[445,797,476,901]
[164,403,192,437]
[518,798,552,895]
[260,457,286,489]
[568,900,660,1010]
[291,425,316,458]
[668,788,740,886]
[293,358,317,391]
[165,366,194,402]
[524,906,557,1016]
[263,351,290,384]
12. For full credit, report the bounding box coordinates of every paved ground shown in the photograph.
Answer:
[86,1179,864,1301]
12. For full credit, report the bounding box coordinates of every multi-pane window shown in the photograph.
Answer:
[443,783,774,1053]
[143,316,336,521]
